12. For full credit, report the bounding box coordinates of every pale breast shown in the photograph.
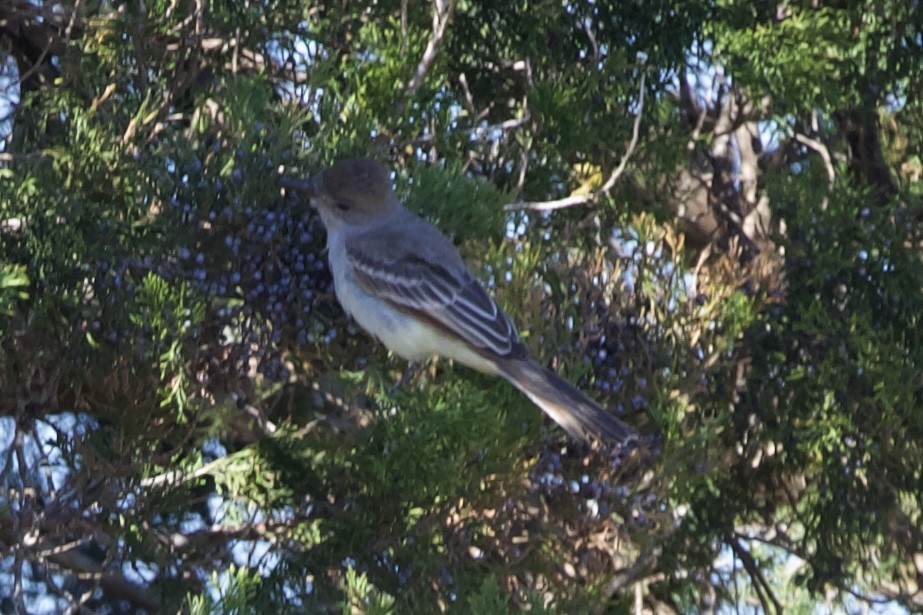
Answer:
[326,235,499,373]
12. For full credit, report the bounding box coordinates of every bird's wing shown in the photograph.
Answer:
[344,225,522,358]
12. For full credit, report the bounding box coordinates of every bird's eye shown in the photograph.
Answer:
[336,202,350,211]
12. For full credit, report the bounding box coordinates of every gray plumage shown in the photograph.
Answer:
[283,157,636,444]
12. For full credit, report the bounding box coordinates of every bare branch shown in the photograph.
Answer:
[516,139,530,193]
[0,151,42,162]
[13,32,55,87]
[63,0,83,42]
[139,457,221,489]
[458,72,476,116]
[471,114,531,139]
[599,72,646,194]
[794,132,836,185]
[400,113,528,149]
[511,193,594,212]
[729,537,783,615]
[507,71,646,211]
[582,19,600,63]
[604,541,662,596]
[400,0,409,55]
[398,0,455,114]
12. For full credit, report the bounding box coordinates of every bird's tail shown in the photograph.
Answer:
[497,358,636,444]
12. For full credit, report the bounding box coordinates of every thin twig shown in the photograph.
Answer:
[728,537,783,615]
[458,72,476,115]
[0,152,42,162]
[14,37,55,87]
[516,140,529,193]
[63,0,83,42]
[399,113,528,148]
[470,114,531,139]
[507,70,647,211]
[138,455,227,489]
[400,0,409,55]
[794,132,835,185]
[395,0,454,119]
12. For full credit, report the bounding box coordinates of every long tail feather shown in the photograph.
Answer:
[498,358,636,443]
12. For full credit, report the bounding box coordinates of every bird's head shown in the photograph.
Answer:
[282,157,401,232]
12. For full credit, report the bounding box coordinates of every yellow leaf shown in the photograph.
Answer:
[570,162,603,196]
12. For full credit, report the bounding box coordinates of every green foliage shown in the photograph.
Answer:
[713,7,851,113]
[1,0,921,613]
[340,566,396,615]
[462,576,510,614]
[749,181,923,591]
[711,0,923,115]
[188,565,265,615]
[401,162,511,243]
[132,273,206,417]
[0,263,28,315]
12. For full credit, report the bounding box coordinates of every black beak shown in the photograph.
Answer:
[280,175,317,197]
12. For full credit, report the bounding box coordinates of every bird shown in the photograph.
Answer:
[281,157,636,444]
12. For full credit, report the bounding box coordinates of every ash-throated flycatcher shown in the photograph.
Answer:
[282,157,635,444]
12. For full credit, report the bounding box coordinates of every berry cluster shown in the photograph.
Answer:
[81,148,334,407]
[168,152,335,384]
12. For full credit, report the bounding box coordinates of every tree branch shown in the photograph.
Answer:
[394,0,454,119]
[0,514,161,612]
[729,537,782,615]
[507,71,646,211]
[794,132,835,185]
